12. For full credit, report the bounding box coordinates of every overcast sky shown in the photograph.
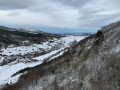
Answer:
[0,0,120,33]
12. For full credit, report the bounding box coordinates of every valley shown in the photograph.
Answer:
[0,28,87,89]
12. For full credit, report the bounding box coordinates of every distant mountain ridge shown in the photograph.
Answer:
[0,26,61,47]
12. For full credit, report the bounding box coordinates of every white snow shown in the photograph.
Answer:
[33,49,63,61]
[0,49,65,87]
[112,45,120,53]
[0,35,86,56]
[0,58,43,86]
[0,35,86,88]
[49,49,67,61]
[0,57,4,64]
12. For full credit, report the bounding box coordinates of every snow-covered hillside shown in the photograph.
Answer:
[0,35,86,88]
[0,35,85,56]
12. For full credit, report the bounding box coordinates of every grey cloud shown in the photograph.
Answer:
[0,0,120,31]
[78,7,120,29]
[51,0,93,8]
[0,0,36,10]
[7,11,22,16]
[108,0,120,7]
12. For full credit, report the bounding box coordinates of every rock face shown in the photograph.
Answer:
[2,21,120,90]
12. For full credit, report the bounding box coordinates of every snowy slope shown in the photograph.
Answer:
[0,35,86,88]
[0,35,85,56]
